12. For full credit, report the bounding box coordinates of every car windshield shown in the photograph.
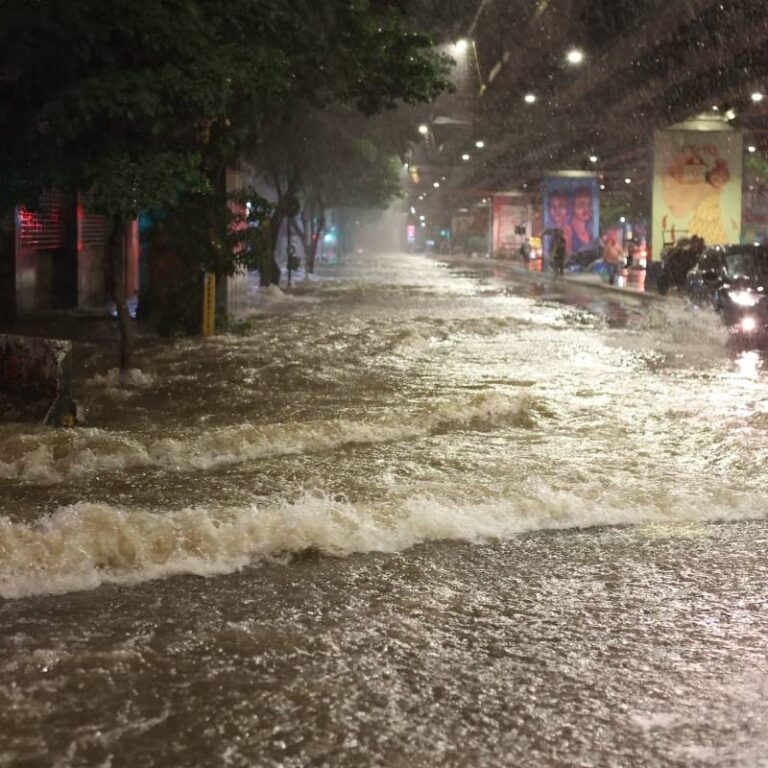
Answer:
[723,251,768,282]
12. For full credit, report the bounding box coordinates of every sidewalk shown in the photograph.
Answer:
[12,298,137,343]
[441,253,667,304]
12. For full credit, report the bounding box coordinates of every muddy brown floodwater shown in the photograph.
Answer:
[2,252,768,767]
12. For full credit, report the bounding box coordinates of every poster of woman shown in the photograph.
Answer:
[543,176,600,257]
[652,129,742,258]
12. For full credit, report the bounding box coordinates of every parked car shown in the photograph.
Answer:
[682,244,768,335]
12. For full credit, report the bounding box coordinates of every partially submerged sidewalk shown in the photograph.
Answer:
[440,253,667,304]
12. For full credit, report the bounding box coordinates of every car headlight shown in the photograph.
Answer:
[730,290,760,307]
[740,315,758,333]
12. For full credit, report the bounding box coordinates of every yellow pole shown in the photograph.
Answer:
[202,273,216,337]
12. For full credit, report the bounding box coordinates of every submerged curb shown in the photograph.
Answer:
[436,254,668,304]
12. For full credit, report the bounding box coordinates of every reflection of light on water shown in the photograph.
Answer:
[735,350,761,379]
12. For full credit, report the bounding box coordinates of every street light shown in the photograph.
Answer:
[566,49,585,65]
[462,153,471,161]
[433,182,441,188]
[751,92,764,103]
[524,93,537,104]
[748,145,757,153]
[475,140,485,149]
[453,39,470,55]
[418,124,429,135]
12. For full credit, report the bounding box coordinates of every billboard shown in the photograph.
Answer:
[652,129,742,258]
[543,176,600,257]
[491,196,530,256]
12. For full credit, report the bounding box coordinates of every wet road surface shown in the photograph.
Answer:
[1,251,767,767]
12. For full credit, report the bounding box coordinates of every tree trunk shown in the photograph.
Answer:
[292,206,326,275]
[306,211,325,275]
[107,215,135,373]
[0,209,17,333]
[262,210,283,287]
[307,234,320,274]
[290,216,310,269]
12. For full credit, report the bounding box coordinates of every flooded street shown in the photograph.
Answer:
[2,251,768,767]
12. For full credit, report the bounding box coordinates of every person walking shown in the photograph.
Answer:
[602,233,622,285]
[519,238,532,263]
[551,228,566,276]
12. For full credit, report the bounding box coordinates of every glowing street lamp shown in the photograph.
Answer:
[453,39,470,55]
[589,155,598,163]
[751,92,764,103]
[462,153,471,161]
[433,181,441,188]
[748,145,757,153]
[524,93,537,104]
[418,124,429,136]
[475,140,485,149]
[566,49,584,65]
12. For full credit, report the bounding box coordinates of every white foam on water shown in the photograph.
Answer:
[0,392,540,484]
[90,368,156,389]
[2,481,765,600]
[610,298,731,360]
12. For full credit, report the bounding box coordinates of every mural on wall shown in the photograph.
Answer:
[542,176,600,257]
[652,129,742,258]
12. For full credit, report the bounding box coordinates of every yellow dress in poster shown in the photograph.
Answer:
[689,192,728,245]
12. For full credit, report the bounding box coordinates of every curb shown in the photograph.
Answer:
[437,254,668,304]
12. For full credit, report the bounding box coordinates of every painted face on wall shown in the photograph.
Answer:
[548,193,569,227]
[572,192,593,222]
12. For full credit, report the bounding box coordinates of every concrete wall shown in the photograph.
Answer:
[0,334,75,425]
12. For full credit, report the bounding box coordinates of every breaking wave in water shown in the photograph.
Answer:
[610,298,731,360]
[1,482,765,599]
[0,392,544,484]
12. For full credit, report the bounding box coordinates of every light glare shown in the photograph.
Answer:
[454,39,469,55]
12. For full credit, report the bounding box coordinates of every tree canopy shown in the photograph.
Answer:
[0,0,450,219]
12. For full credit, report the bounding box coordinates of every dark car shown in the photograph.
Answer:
[682,244,768,334]
[656,238,705,294]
